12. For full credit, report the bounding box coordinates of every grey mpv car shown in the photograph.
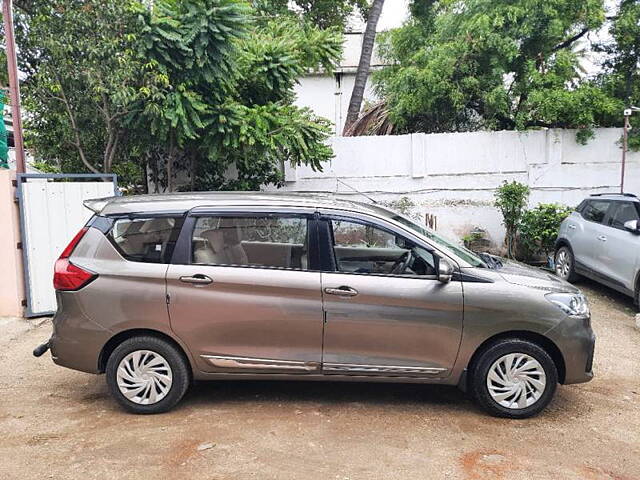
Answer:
[35,193,595,418]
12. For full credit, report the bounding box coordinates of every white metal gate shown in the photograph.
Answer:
[17,174,118,317]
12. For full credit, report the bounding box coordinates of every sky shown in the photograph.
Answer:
[376,0,410,31]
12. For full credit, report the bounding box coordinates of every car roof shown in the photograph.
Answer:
[85,191,395,218]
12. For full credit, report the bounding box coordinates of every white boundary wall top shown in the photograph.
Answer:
[268,128,640,248]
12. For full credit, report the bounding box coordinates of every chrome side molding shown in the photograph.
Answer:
[201,354,320,372]
[322,363,447,376]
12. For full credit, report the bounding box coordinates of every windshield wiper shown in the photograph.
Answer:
[477,252,502,270]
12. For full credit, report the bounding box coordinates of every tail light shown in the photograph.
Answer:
[53,227,97,291]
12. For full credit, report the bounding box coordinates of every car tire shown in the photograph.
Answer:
[469,339,558,419]
[106,336,190,414]
[555,246,579,282]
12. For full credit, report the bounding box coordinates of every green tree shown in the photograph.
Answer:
[595,0,640,149]
[374,0,624,142]
[134,2,342,191]
[254,0,369,30]
[494,181,530,259]
[19,0,342,191]
[519,204,573,259]
[19,0,148,185]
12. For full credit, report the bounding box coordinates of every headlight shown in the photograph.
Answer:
[545,292,590,317]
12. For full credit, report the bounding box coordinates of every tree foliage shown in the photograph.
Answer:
[519,203,573,259]
[253,0,369,30]
[494,180,530,259]
[18,0,342,191]
[374,0,637,144]
[21,0,145,179]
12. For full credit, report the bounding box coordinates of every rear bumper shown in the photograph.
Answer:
[546,316,595,384]
[49,291,110,374]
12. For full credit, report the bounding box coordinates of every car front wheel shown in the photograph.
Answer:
[470,339,558,419]
[106,336,190,414]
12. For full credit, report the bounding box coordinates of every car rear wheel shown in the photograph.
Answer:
[106,336,190,414]
[555,246,579,282]
[470,339,558,419]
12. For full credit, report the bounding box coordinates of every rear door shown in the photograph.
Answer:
[319,213,463,377]
[571,199,613,273]
[166,208,324,375]
[599,201,640,291]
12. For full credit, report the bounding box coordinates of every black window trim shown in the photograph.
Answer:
[171,208,321,272]
[320,213,442,280]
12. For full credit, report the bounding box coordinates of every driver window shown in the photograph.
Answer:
[331,219,436,276]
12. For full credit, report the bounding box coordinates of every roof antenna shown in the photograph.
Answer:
[336,178,379,205]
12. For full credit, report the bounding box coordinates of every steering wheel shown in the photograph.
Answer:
[390,250,413,275]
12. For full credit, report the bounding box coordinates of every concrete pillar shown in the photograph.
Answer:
[0,169,25,317]
[411,133,425,178]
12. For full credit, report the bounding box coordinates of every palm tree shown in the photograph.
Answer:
[343,0,385,135]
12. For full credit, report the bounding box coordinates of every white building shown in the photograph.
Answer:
[294,33,384,135]
[293,1,409,135]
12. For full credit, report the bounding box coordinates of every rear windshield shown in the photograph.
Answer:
[107,216,184,263]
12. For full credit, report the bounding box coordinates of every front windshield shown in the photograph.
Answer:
[390,214,487,268]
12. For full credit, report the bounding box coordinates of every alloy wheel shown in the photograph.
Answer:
[486,353,546,409]
[555,249,571,279]
[116,350,173,405]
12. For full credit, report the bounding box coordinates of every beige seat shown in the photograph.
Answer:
[220,220,248,265]
[193,224,248,266]
[194,229,230,264]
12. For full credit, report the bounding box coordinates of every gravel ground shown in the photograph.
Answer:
[1,278,639,480]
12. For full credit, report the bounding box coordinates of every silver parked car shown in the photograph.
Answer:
[555,193,640,308]
[35,193,595,418]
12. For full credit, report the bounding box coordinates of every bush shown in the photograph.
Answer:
[494,181,530,258]
[519,204,573,259]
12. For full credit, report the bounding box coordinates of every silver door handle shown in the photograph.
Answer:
[180,274,213,285]
[597,235,607,242]
[324,286,358,297]
[568,224,577,230]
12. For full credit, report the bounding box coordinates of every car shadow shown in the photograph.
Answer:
[181,379,473,411]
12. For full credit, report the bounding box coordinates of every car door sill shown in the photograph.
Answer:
[574,261,634,297]
[322,363,447,376]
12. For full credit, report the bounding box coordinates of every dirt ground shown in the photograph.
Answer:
[1,278,639,480]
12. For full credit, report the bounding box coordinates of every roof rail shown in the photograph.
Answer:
[589,192,638,198]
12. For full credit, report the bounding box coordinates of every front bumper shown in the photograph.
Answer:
[546,315,595,384]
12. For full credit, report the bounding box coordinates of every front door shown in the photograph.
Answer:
[167,211,323,375]
[600,201,640,290]
[572,199,612,273]
[319,215,464,377]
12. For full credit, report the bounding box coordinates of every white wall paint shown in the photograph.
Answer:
[266,128,640,250]
[294,33,383,135]
[294,73,378,135]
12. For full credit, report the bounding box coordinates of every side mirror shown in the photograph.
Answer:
[624,219,640,233]
[438,258,454,283]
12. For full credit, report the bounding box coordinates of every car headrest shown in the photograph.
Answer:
[200,229,226,253]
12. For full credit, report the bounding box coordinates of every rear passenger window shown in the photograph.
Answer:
[581,200,610,223]
[609,202,640,229]
[191,215,309,270]
[109,217,184,263]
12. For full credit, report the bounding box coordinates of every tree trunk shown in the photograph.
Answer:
[343,0,385,135]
